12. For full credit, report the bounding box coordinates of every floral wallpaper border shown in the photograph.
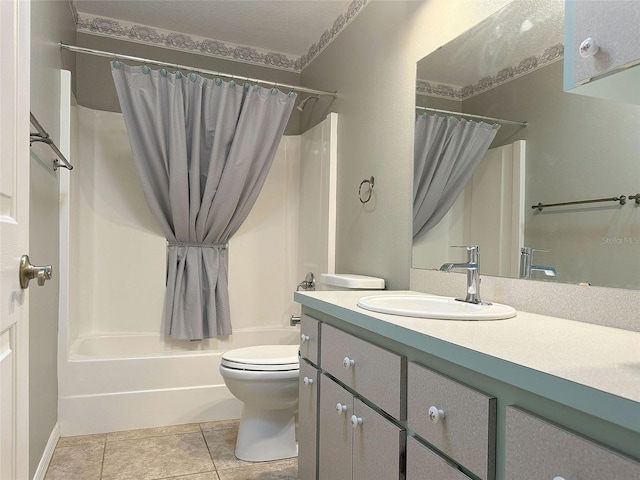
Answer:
[417,43,564,100]
[71,0,369,72]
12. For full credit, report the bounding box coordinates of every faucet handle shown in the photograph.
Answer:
[451,245,479,262]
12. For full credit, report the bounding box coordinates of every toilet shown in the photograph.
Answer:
[219,344,300,462]
[219,273,384,462]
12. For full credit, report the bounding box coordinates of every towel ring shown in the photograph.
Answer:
[359,176,375,204]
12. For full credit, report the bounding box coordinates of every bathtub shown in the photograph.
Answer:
[58,327,300,436]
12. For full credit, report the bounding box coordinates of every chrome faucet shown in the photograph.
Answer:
[439,245,486,305]
[519,248,558,279]
[296,272,316,291]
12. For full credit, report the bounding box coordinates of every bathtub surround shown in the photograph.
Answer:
[58,105,337,434]
[111,63,296,340]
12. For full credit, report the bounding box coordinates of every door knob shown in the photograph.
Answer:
[19,255,53,288]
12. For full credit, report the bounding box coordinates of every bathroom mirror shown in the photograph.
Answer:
[412,0,640,290]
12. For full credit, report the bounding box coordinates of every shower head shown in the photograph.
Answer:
[296,95,320,112]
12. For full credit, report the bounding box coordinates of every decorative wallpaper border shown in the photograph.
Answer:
[417,43,564,100]
[71,0,370,72]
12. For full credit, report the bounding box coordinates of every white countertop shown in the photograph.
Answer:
[295,290,640,412]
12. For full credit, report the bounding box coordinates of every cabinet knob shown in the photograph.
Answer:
[303,376,314,386]
[343,356,355,369]
[579,37,599,58]
[300,333,310,343]
[552,477,566,480]
[428,406,445,424]
[351,415,363,428]
[336,402,348,415]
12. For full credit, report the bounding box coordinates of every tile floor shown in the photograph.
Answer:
[44,420,298,480]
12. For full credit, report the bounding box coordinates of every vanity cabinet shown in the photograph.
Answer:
[505,406,640,479]
[295,292,640,480]
[570,0,640,85]
[564,0,640,104]
[300,317,406,480]
[407,362,496,480]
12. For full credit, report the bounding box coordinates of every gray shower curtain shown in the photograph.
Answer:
[413,114,500,240]
[112,63,296,340]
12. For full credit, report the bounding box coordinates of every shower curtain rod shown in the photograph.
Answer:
[416,106,527,127]
[59,43,338,98]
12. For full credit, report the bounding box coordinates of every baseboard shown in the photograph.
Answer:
[33,422,60,480]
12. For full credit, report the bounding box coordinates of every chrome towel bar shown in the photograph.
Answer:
[30,112,73,170]
[532,195,626,211]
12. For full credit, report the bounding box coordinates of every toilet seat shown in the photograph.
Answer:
[221,345,299,371]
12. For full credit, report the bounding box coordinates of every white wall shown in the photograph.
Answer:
[70,107,310,340]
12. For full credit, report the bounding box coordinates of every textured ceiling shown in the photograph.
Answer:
[417,0,564,89]
[73,0,353,58]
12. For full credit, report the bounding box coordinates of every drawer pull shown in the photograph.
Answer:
[552,477,566,480]
[336,403,348,415]
[300,333,310,343]
[343,356,355,369]
[428,406,445,424]
[579,37,599,58]
[351,415,363,428]
[303,376,314,386]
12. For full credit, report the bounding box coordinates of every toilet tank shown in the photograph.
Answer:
[319,274,385,291]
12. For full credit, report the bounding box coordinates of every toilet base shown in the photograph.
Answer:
[235,404,298,462]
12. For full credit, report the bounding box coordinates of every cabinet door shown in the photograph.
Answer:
[352,398,404,480]
[299,361,319,480]
[406,436,471,480]
[505,407,640,480]
[573,0,640,83]
[318,374,352,480]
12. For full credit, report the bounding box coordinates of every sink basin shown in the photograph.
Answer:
[357,294,516,320]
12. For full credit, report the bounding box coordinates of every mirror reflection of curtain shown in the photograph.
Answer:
[111,63,296,340]
[413,114,500,240]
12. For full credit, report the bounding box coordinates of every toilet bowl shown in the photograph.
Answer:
[219,344,300,462]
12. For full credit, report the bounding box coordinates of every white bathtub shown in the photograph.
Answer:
[58,327,300,436]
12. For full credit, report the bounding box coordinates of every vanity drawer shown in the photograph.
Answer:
[300,314,320,365]
[506,407,640,480]
[320,323,405,420]
[407,362,496,480]
[406,436,471,480]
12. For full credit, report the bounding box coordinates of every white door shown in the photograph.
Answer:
[0,0,31,478]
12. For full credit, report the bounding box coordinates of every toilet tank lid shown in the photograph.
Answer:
[320,274,385,289]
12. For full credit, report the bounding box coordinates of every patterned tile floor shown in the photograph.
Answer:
[44,420,298,480]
